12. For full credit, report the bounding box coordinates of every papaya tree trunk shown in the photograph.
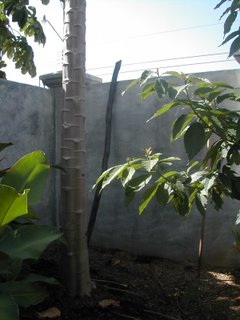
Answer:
[61,0,91,296]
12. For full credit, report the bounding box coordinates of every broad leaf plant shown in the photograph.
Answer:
[96,1,240,229]
[0,145,61,320]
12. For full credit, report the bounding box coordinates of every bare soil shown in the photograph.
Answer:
[21,246,240,320]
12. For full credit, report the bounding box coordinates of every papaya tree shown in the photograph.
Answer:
[61,0,91,296]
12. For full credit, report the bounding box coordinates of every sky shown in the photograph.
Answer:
[4,0,240,86]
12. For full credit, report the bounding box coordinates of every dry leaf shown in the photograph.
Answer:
[37,307,61,319]
[111,258,121,266]
[98,299,120,309]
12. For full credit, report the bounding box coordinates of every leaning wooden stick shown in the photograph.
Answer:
[87,60,122,245]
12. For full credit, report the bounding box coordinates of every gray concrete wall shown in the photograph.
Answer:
[5,69,240,267]
[0,79,57,224]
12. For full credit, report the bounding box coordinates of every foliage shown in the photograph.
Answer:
[215,0,240,57]
[0,0,49,77]
[96,72,240,216]
[0,146,61,320]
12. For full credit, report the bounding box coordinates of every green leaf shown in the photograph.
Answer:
[0,253,22,281]
[214,0,228,10]
[139,184,159,214]
[147,101,181,122]
[216,93,235,103]
[229,35,240,57]
[234,88,240,100]
[0,186,29,227]
[125,174,152,206]
[2,151,49,206]
[171,113,195,141]
[0,294,19,320]
[186,161,199,174]
[163,71,185,80]
[121,167,135,187]
[141,157,159,172]
[224,11,237,36]
[101,164,129,190]
[236,118,240,141]
[212,189,224,210]
[196,192,207,215]
[172,192,189,216]
[194,86,214,96]
[140,70,154,85]
[184,122,206,161]
[0,281,48,307]
[0,143,13,152]
[156,183,170,205]
[122,78,139,95]
[155,79,168,99]
[24,273,60,286]
[202,139,223,169]
[0,225,61,260]
[140,82,156,101]
[235,210,240,225]
[221,30,239,46]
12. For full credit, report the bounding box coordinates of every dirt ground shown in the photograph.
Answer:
[21,246,240,320]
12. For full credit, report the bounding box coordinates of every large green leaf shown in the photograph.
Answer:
[171,113,195,141]
[0,225,61,260]
[0,294,19,320]
[0,185,29,227]
[184,122,206,161]
[0,252,22,281]
[0,281,48,307]
[2,151,49,206]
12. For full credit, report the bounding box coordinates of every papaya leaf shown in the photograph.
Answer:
[184,122,206,161]
[0,225,61,260]
[0,281,48,307]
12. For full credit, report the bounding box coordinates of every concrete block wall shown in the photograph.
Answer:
[0,79,57,225]
[3,69,240,266]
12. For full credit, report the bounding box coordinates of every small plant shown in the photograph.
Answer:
[0,144,62,320]
[97,72,240,217]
